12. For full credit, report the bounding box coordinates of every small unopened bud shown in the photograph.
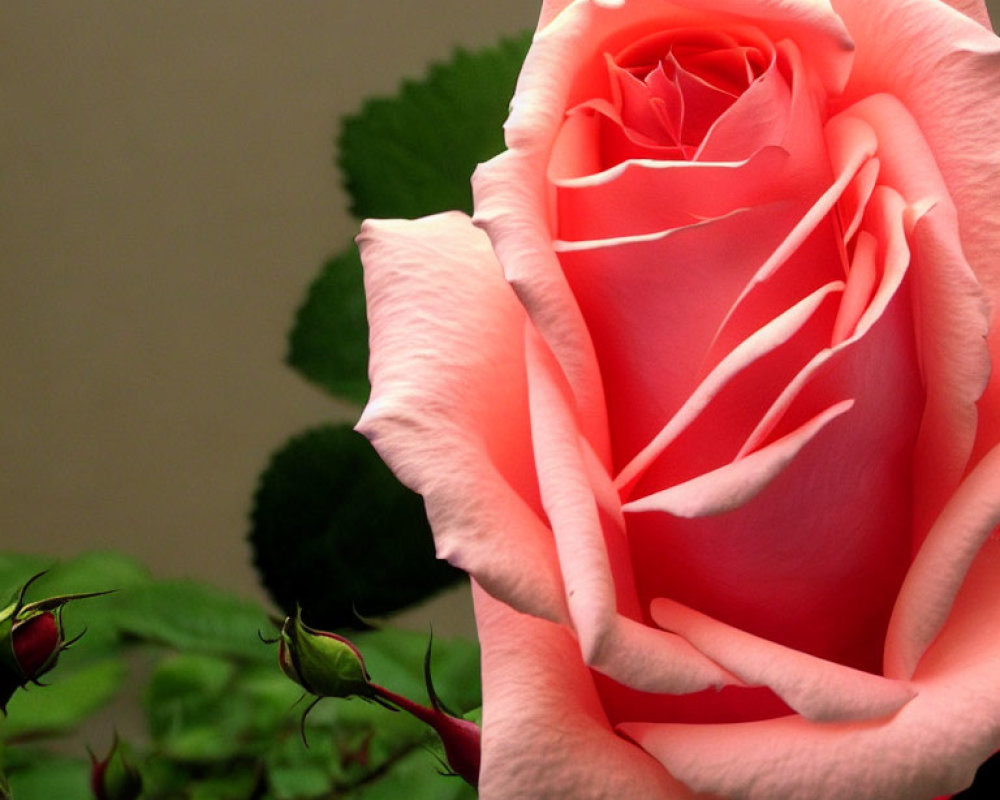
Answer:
[1,573,110,713]
[273,613,481,787]
[90,736,142,800]
[277,610,377,701]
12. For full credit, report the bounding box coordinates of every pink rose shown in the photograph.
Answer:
[356,0,1000,797]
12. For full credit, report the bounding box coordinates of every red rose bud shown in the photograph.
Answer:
[90,736,142,800]
[0,571,111,713]
[11,611,60,679]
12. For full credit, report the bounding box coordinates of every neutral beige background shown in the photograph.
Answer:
[0,2,540,609]
[1,2,997,611]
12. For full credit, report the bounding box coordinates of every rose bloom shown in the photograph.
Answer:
[356,0,1000,797]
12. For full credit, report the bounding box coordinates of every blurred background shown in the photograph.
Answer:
[0,1,540,607]
[1,1,997,607]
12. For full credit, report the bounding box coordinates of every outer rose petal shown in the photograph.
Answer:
[621,535,1000,800]
[473,584,703,800]
[939,0,995,28]
[831,0,1000,460]
[355,212,569,625]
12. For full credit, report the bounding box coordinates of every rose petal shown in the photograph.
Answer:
[737,184,911,459]
[616,280,844,495]
[620,538,1000,800]
[650,597,916,722]
[938,0,994,29]
[885,442,1000,680]
[525,325,738,693]
[355,212,569,625]
[555,202,830,470]
[473,585,693,800]
[474,150,612,466]
[832,94,992,538]
[477,0,857,462]
[830,229,878,345]
[834,0,1000,301]
[553,145,790,241]
[710,112,877,358]
[694,42,789,161]
[832,0,1000,464]
[622,202,922,670]
[623,397,853,517]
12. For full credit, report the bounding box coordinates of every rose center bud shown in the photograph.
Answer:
[556,26,774,169]
[548,20,925,719]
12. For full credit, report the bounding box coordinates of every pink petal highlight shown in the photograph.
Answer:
[936,0,994,28]
[474,150,612,467]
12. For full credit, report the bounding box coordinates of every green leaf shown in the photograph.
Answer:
[22,551,153,654]
[268,764,334,799]
[340,32,531,220]
[250,424,463,629]
[108,580,273,661]
[0,658,127,740]
[347,746,476,800]
[286,246,370,405]
[4,755,91,800]
[144,653,243,761]
[0,555,52,597]
[23,551,150,599]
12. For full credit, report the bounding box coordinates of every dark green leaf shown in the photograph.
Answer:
[286,246,370,405]
[250,424,463,629]
[340,32,531,220]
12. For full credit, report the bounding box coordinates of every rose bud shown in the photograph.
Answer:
[276,612,480,786]
[356,0,1000,797]
[277,610,378,701]
[90,736,143,800]
[1,573,109,713]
